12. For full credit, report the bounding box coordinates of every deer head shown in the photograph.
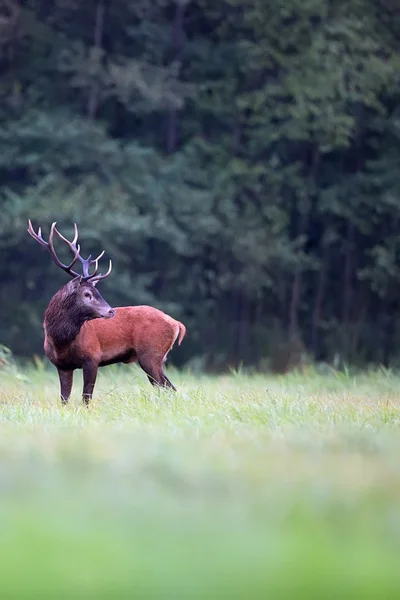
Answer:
[27,220,115,324]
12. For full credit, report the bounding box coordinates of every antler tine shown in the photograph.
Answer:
[54,224,106,281]
[27,219,49,250]
[53,222,78,246]
[53,223,80,261]
[27,220,81,278]
[91,259,113,284]
[49,223,81,276]
[94,250,105,262]
[75,252,99,280]
[53,223,81,266]
[84,250,105,279]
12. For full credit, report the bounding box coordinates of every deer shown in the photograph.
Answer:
[27,220,186,406]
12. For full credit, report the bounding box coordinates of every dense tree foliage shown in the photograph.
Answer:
[1,0,400,370]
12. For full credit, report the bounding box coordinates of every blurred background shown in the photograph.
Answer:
[0,0,399,371]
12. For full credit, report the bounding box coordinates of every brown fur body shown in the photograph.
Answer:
[44,305,185,372]
[44,304,186,403]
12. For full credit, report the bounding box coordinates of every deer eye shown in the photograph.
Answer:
[84,292,92,299]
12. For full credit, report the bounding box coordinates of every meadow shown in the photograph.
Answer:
[1,362,400,598]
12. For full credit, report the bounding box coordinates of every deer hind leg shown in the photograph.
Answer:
[58,369,74,405]
[160,369,177,391]
[138,352,176,391]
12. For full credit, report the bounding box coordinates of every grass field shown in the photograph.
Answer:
[1,363,400,598]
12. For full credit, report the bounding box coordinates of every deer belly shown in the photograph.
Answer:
[99,349,137,367]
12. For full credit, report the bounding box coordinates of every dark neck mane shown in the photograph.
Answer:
[44,285,86,348]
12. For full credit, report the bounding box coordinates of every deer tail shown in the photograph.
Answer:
[177,322,186,346]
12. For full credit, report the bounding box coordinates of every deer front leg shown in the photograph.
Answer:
[82,361,99,406]
[58,369,74,405]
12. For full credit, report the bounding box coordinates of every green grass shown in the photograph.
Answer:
[1,364,400,598]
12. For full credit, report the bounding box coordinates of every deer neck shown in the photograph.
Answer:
[44,313,85,349]
[44,289,86,349]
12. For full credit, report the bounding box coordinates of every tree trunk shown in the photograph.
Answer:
[340,220,354,358]
[234,292,250,366]
[289,149,319,341]
[310,253,327,357]
[87,0,104,120]
[288,269,302,340]
[342,220,354,325]
[166,1,185,153]
[351,297,367,361]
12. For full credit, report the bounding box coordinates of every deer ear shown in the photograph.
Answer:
[66,276,82,292]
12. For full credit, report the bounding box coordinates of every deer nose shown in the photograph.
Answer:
[108,308,116,318]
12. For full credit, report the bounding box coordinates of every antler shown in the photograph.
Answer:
[27,220,81,278]
[52,224,112,283]
[27,220,112,283]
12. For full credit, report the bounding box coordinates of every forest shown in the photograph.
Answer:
[0,0,400,370]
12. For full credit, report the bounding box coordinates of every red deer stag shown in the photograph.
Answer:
[27,221,186,405]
